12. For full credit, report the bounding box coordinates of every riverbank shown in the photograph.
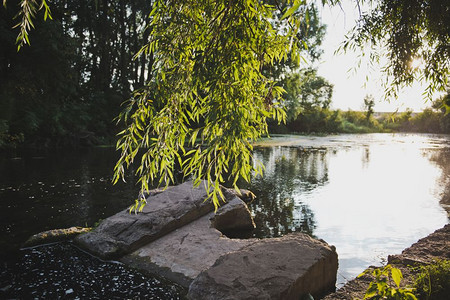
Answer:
[323,223,450,299]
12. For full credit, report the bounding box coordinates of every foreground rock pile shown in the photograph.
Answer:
[73,181,339,299]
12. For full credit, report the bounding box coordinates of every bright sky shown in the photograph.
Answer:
[315,0,434,112]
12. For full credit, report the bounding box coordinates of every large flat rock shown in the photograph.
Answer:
[187,233,338,300]
[73,181,339,299]
[121,211,257,287]
[74,181,215,259]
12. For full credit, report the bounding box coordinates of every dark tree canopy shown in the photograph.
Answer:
[1,0,154,147]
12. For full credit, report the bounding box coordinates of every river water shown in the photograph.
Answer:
[248,133,449,286]
[1,133,449,297]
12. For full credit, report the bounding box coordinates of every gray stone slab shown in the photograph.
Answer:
[121,212,257,287]
[72,181,338,299]
[187,233,338,300]
[211,197,256,233]
[74,181,215,259]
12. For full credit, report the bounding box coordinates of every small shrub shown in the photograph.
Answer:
[413,260,450,300]
[359,265,417,300]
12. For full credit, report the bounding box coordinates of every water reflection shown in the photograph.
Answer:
[248,147,331,237]
[427,148,450,216]
[361,147,370,168]
[247,134,449,286]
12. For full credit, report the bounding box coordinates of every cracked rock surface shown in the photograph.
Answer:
[121,212,256,287]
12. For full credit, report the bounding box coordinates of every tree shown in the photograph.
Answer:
[1,1,86,148]
[262,1,327,81]
[113,0,310,210]
[432,86,450,115]
[5,0,449,210]
[1,1,155,147]
[341,0,449,101]
[3,1,308,210]
[282,68,333,121]
[363,94,375,121]
[263,2,331,129]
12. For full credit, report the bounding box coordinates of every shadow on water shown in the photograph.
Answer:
[0,148,187,298]
[0,148,140,257]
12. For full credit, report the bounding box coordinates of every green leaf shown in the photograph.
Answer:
[281,1,301,20]
[405,292,418,300]
[391,267,403,288]
[364,283,379,298]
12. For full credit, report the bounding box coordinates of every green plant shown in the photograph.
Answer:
[113,0,308,211]
[413,260,450,300]
[359,265,417,300]
[93,219,103,229]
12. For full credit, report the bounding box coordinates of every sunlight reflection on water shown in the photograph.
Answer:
[249,133,449,286]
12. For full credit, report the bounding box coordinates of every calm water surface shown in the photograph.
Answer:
[0,148,186,299]
[0,133,449,296]
[248,133,449,286]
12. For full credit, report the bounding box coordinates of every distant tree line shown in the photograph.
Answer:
[270,90,450,134]
[384,92,450,134]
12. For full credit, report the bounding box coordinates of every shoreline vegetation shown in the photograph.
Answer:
[324,224,450,300]
[1,108,449,151]
[268,107,450,136]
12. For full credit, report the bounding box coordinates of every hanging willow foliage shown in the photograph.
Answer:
[5,0,53,50]
[340,0,449,101]
[112,0,309,211]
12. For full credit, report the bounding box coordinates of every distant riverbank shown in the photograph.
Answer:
[268,107,450,136]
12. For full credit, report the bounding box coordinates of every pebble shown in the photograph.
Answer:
[0,243,186,299]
